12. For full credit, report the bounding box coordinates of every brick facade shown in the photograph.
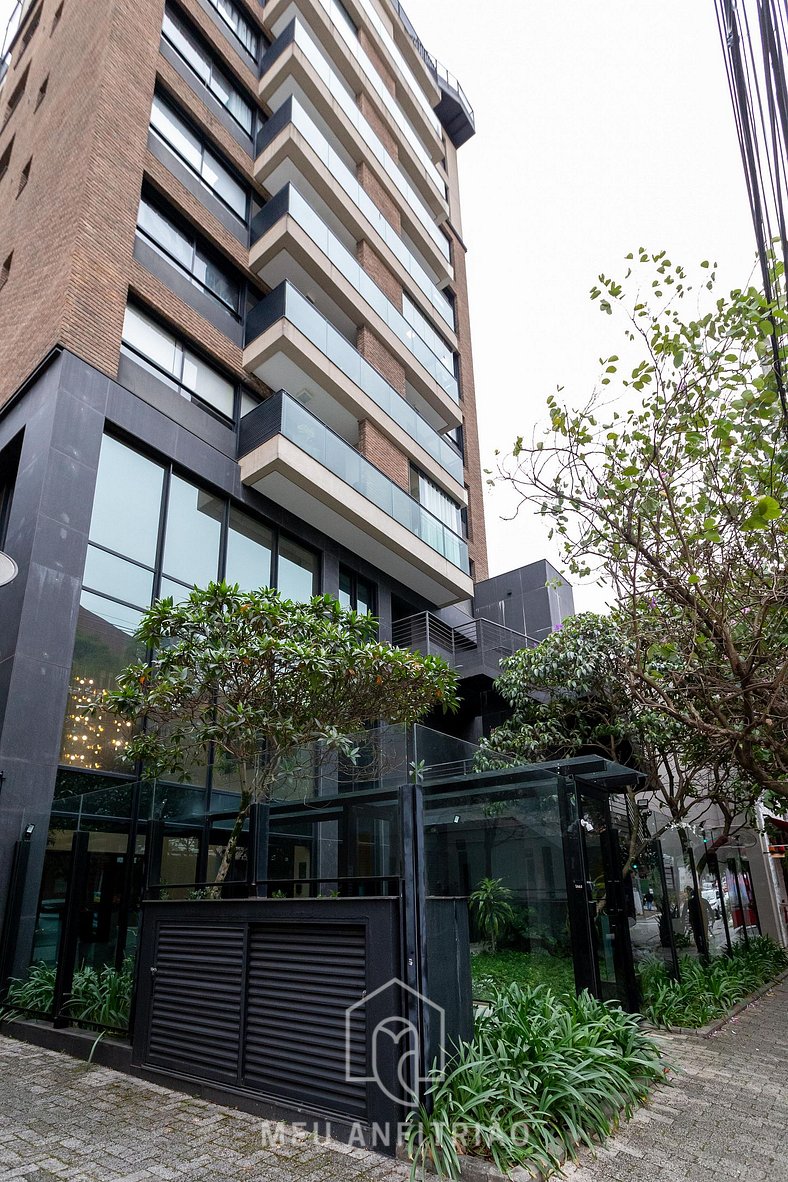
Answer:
[356,323,406,395]
[358,417,409,490]
[356,239,402,309]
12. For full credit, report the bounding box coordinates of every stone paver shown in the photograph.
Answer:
[564,978,788,1182]
[1,979,786,1181]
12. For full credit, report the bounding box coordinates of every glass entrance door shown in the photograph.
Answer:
[565,786,639,1009]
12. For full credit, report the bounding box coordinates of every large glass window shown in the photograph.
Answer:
[207,0,259,57]
[338,567,375,616]
[410,468,464,536]
[121,303,236,420]
[136,195,242,315]
[278,536,319,602]
[162,475,223,589]
[150,93,248,221]
[403,293,456,376]
[89,434,165,566]
[162,7,254,134]
[226,507,273,590]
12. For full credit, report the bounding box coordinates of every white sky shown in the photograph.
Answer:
[405,0,757,611]
[1,0,758,611]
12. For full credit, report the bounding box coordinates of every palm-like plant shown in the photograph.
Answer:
[469,878,515,954]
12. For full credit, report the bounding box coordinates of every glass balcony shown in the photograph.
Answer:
[245,279,463,480]
[256,97,454,306]
[239,390,470,573]
[312,0,443,159]
[261,16,446,203]
[251,186,458,402]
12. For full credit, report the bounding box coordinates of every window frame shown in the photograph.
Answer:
[149,90,250,224]
[136,189,244,318]
[162,4,256,137]
[205,0,260,60]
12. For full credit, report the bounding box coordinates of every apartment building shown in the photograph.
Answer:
[0,0,498,975]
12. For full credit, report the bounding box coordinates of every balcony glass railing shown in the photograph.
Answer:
[261,33,449,264]
[246,279,463,479]
[313,0,444,169]
[243,390,469,572]
[262,17,446,201]
[252,186,458,400]
[257,97,454,327]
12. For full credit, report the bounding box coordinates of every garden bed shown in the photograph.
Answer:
[638,936,788,1031]
[405,982,666,1180]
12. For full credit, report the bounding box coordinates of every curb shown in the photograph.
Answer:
[640,966,788,1038]
[396,1142,550,1181]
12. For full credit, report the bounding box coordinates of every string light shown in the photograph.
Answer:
[60,676,132,770]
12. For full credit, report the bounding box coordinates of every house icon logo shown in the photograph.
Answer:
[345,978,446,1106]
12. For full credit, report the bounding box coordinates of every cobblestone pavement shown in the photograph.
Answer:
[565,978,788,1182]
[1,979,786,1181]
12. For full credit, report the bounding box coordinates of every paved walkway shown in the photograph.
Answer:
[566,977,788,1182]
[0,979,786,1180]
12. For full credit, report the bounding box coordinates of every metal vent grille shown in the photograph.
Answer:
[147,924,245,1084]
[243,922,368,1118]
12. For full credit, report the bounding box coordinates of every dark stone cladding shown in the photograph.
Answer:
[0,348,436,972]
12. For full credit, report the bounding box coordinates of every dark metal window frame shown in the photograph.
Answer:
[338,564,377,616]
[162,2,257,138]
[121,297,244,424]
[205,0,260,61]
[136,189,244,319]
[149,89,251,225]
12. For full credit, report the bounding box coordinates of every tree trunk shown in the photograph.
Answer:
[212,789,251,892]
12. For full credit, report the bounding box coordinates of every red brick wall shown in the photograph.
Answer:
[356,323,405,395]
[358,417,409,490]
[357,238,402,309]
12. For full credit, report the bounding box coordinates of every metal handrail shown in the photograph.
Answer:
[383,0,474,122]
[392,611,536,672]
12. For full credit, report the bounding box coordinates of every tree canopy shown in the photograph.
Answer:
[476,612,758,867]
[498,251,788,802]
[95,582,459,883]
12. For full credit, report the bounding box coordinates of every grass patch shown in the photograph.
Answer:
[406,982,665,1180]
[639,935,788,1029]
[472,948,576,999]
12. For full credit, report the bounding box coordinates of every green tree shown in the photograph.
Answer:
[94,582,459,886]
[469,878,515,953]
[497,251,788,802]
[475,613,759,870]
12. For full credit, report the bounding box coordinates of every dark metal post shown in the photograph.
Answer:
[710,851,733,955]
[145,819,165,897]
[52,830,89,1028]
[685,844,710,961]
[558,775,598,998]
[398,777,429,1107]
[0,830,33,995]
[248,802,270,897]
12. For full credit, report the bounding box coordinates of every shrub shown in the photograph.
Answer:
[468,878,515,953]
[2,958,134,1032]
[471,948,576,999]
[639,936,788,1028]
[405,982,665,1179]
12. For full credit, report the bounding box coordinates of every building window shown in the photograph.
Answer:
[4,67,29,126]
[206,0,259,58]
[0,252,12,292]
[0,433,22,548]
[16,156,30,197]
[60,433,322,772]
[339,567,375,616]
[19,5,42,56]
[278,535,319,602]
[136,193,242,315]
[402,293,456,377]
[35,75,48,109]
[162,6,255,136]
[149,93,248,221]
[0,138,13,183]
[121,302,236,421]
[410,467,464,536]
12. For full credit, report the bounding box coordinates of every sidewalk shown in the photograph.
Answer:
[1,979,786,1181]
[565,978,788,1182]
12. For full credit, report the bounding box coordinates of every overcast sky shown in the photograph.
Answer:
[1,0,758,610]
[405,0,757,611]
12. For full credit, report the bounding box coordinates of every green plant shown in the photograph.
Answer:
[406,982,665,1179]
[96,584,458,885]
[468,878,515,954]
[1,961,56,1018]
[2,958,134,1032]
[471,949,576,999]
[639,937,788,1028]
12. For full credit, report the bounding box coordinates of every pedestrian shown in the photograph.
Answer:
[644,887,655,912]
